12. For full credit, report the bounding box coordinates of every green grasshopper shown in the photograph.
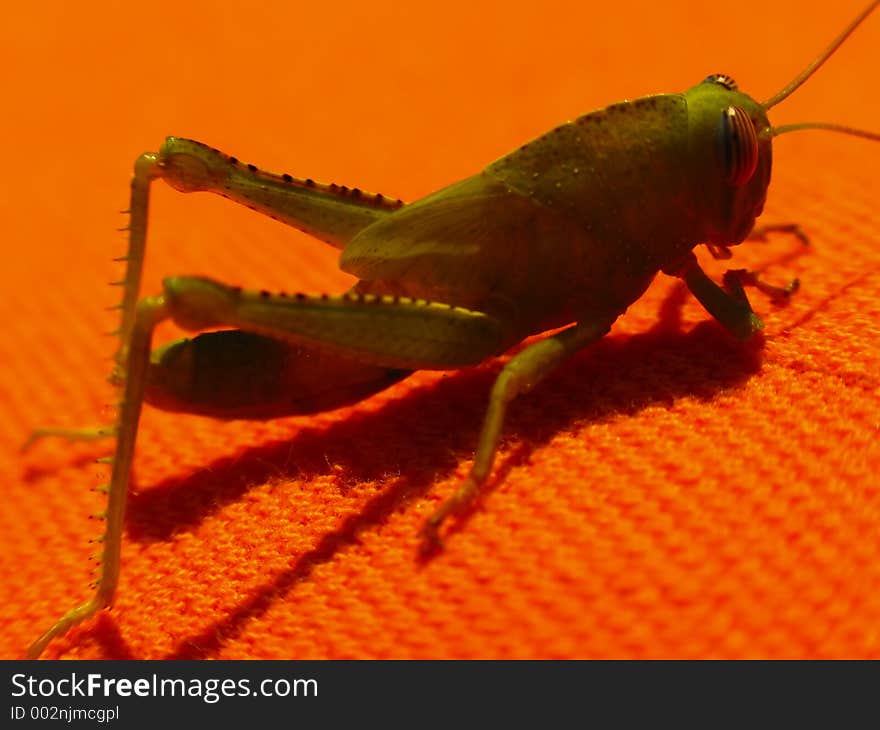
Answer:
[25,1,880,659]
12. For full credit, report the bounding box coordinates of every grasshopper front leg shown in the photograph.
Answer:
[671,250,803,340]
[668,253,765,340]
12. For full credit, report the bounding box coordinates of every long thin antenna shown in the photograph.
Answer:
[762,0,880,109]
[772,121,880,141]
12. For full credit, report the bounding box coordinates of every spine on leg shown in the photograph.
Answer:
[154,137,405,248]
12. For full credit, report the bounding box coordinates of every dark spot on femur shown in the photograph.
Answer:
[260,290,271,298]
[229,157,239,165]
[320,293,329,300]
[279,290,288,297]
[282,173,293,182]
[295,293,306,300]
[352,188,361,198]
[330,183,338,190]
[305,178,315,186]
[340,185,348,193]
[375,193,383,200]
[247,164,258,172]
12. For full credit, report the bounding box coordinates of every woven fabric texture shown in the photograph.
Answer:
[1,1,878,659]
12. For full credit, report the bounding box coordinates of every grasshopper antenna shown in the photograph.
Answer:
[762,0,879,110]
[770,121,880,141]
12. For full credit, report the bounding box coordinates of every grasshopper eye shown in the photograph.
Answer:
[702,73,738,91]
[715,105,758,186]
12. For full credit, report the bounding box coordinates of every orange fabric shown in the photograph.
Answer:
[2,0,878,659]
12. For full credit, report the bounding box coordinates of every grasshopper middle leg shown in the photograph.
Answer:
[420,317,614,549]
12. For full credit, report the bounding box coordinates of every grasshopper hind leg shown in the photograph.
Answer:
[26,270,504,657]
[26,296,168,659]
[26,137,412,657]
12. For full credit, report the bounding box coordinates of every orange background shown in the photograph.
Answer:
[1,0,878,659]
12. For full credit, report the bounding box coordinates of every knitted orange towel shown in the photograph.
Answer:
[2,0,878,658]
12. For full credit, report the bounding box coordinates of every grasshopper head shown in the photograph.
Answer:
[683,1,879,255]
[684,76,773,248]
